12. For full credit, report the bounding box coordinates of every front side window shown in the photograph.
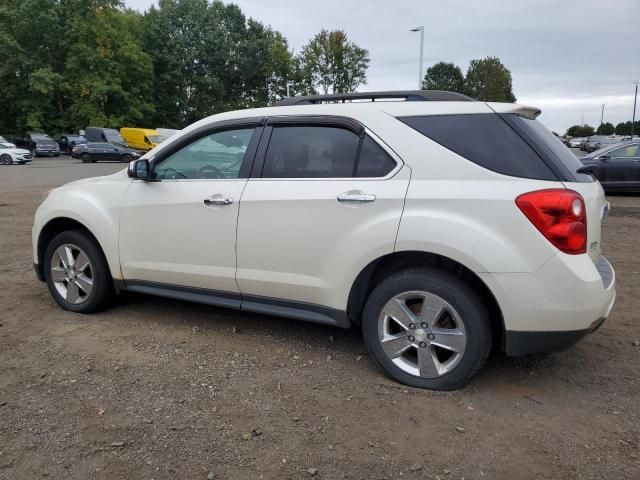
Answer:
[154,128,254,180]
[262,126,360,178]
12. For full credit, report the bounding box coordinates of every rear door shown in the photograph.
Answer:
[236,117,409,310]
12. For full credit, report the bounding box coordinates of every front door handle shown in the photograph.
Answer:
[337,191,376,203]
[204,195,233,206]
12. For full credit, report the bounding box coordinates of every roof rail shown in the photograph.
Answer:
[272,90,473,106]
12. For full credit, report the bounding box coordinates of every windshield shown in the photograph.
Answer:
[148,135,164,144]
[31,133,51,141]
[105,133,124,143]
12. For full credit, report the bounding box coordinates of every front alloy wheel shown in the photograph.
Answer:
[50,244,94,304]
[44,230,114,313]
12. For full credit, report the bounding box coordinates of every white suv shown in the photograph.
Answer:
[32,91,616,390]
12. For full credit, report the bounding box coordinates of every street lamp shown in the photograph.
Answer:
[632,82,638,139]
[600,104,605,128]
[410,26,424,90]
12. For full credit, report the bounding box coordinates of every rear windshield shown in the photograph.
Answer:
[399,114,592,182]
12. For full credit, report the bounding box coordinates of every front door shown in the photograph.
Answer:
[119,125,261,293]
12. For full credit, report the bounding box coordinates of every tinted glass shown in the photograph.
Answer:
[514,117,593,182]
[356,136,396,177]
[155,128,253,180]
[609,144,639,158]
[262,126,359,178]
[399,114,557,180]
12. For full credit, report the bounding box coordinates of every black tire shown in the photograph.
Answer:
[0,154,11,165]
[43,230,114,314]
[362,267,491,391]
[121,154,132,163]
[81,153,91,163]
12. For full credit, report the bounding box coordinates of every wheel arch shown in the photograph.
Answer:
[36,217,113,283]
[347,250,505,350]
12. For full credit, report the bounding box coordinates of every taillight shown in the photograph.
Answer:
[516,189,587,255]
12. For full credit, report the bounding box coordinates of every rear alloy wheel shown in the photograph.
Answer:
[362,268,491,390]
[44,230,113,313]
[0,154,11,165]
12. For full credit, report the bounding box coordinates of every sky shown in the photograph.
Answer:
[125,0,639,134]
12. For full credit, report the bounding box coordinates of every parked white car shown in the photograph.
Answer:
[0,142,33,164]
[569,137,585,148]
[32,91,615,390]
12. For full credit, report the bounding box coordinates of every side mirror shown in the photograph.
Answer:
[128,158,150,180]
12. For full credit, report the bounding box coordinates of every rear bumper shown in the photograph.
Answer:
[480,254,616,356]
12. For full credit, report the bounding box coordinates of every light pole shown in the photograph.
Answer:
[410,26,424,90]
[632,82,638,139]
[600,104,605,130]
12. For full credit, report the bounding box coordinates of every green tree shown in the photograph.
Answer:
[297,29,369,95]
[614,121,640,136]
[464,56,516,102]
[566,125,595,137]
[422,62,464,92]
[596,122,615,135]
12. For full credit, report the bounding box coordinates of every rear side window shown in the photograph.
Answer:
[399,114,558,181]
[262,126,360,178]
[356,136,397,177]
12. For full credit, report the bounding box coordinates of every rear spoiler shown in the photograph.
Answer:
[486,102,541,120]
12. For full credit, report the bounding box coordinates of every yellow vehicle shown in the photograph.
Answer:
[120,128,165,151]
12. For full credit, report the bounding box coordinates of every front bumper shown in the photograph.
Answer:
[479,254,616,356]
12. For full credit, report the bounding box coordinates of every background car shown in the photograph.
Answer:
[71,142,141,163]
[584,136,622,153]
[120,128,165,151]
[84,127,127,147]
[15,132,60,157]
[156,128,180,140]
[0,141,33,164]
[579,141,640,192]
[569,137,585,148]
[57,134,87,154]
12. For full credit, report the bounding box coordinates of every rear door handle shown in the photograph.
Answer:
[204,194,233,206]
[337,191,376,203]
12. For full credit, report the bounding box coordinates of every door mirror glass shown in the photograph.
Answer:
[128,159,150,180]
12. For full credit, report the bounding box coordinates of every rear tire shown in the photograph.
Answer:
[362,267,491,390]
[44,230,114,314]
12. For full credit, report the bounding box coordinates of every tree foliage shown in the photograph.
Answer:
[0,1,369,135]
[566,124,595,137]
[464,57,516,102]
[614,121,640,136]
[596,122,615,135]
[422,62,464,93]
[298,29,370,95]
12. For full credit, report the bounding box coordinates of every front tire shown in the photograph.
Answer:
[362,268,491,390]
[44,230,114,313]
[81,153,91,163]
[0,154,11,165]
[121,154,132,163]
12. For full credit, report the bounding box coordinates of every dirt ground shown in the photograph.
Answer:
[1,158,639,480]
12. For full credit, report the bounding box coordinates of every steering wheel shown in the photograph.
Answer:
[198,165,225,179]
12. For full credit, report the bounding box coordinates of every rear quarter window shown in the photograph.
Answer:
[399,114,559,181]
